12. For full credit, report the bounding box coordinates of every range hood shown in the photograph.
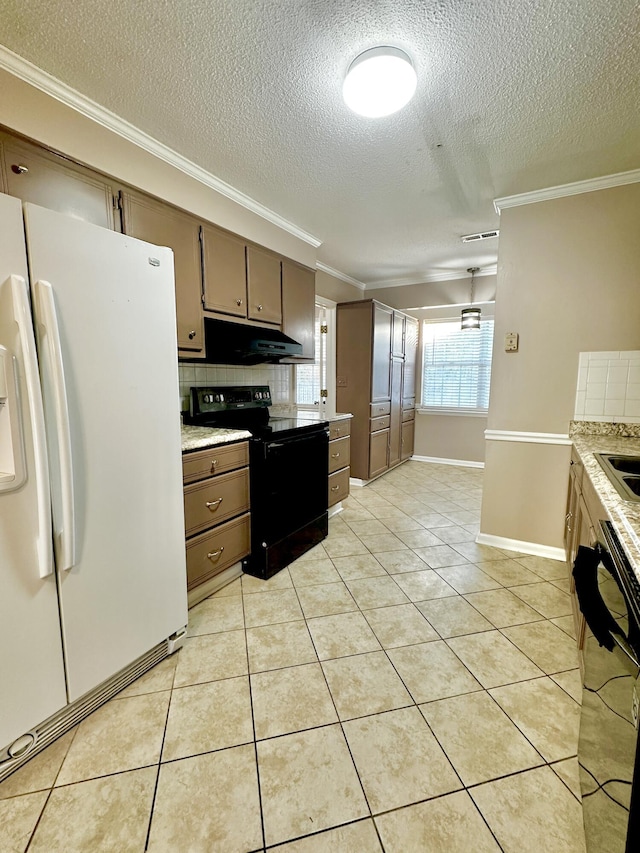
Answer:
[203,317,303,364]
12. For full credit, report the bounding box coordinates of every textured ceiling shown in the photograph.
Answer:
[0,0,639,285]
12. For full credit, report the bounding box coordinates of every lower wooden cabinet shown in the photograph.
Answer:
[186,513,250,590]
[182,441,250,597]
[328,418,351,508]
[401,418,415,461]
[369,429,390,479]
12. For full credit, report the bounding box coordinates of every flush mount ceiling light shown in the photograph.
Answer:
[343,46,417,118]
[461,267,481,330]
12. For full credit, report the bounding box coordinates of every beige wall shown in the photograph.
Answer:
[481,182,640,550]
[369,274,497,310]
[315,269,364,304]
[0,69,315,267]
[414,414,487,464]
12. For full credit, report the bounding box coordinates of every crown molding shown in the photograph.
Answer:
[315,262,366,290]
[494,168,640,214]
[0,46,322,248]
[365,265,498,289]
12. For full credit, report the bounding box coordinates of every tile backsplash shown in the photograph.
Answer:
[574,351,640,423]
[178,362,293,412]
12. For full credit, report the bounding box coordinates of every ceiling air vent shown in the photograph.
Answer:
[461,230,499,243]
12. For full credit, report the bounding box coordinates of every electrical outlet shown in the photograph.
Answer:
[505,332,519,352]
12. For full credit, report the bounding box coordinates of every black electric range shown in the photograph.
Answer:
[184,386,330,579]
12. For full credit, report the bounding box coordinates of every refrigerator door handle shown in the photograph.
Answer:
[33,279,76,572]
[9,275,54,578]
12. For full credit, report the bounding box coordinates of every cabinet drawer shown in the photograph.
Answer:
[370,414,391,432]
[328,468,350,507]
[185,513,250,590]
[329,420,351,441]
[370,402,391,418]
[182,441,249,484]
[402,408,415,423]
[184,468,250,537]
[328,436,350,474]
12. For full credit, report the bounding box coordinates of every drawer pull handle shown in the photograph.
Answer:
[335,428,341,435]
[207,547,225,561]
[331,485,340,492]
[331,452,340,458]
[206,498,223,511]
[210,460,218,472]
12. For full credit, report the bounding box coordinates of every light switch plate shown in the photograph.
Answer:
[505,332,519,352]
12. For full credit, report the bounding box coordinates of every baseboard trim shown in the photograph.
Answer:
[476,532,566,562]
[412,454,485,469]
[485,429,571,446]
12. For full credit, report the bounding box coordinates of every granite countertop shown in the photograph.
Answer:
[570,431,640,581]
[273,408,353,422]
[181,424,252,453]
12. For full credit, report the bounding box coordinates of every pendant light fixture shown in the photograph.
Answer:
[343,46,417,118]
[461,267,481,330]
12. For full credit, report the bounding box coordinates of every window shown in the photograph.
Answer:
[420,318,494,413]
[295,302,334,411]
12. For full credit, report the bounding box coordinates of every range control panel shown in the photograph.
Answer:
[190,385,272,416]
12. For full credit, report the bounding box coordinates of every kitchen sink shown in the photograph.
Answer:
[596,454,640,502]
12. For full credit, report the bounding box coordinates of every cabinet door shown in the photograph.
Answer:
[121,191,204,353]
[392,312,405,357]
[246,245,282,324]
[371,303,393,402]
[401,419,415,460]
[281,260,315,360]
[402,317,419,406]
[201,224,247,317]
[388,357,403,467]
[2,137,116,230]
[369,429,389,479]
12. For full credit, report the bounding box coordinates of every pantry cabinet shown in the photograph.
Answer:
[120,190,204,356]
[337,299,418,481]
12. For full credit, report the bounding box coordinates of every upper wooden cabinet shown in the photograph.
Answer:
[392,312,405,358]
[120,190,204,355]
[246,246,281,325]
[201,225,247,317]
[0,135,116,230]
[201,225,282,326]
[281,260,315,361]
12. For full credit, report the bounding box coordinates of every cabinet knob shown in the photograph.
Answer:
[210,460,218,472]
[188,330,197,339]
[207,546,225,561]
[257,304,263,311]
[236,298,243,306]
[331,452,340,458]
[331,485,340,492]
[11,164,29,175]
[206,498,223,511]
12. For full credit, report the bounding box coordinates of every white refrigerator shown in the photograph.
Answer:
[0,193,188,779]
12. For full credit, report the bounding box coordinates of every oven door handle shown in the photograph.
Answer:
[612,633,640,670]
[266,430,329,451]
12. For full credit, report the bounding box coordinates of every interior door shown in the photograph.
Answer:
[24,203,188,702]
[0,194,67,752]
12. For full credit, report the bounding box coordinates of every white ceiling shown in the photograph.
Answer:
[0,0,638,286]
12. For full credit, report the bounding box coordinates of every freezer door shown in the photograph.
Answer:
[24,203,188,702]
[0,193,67,750]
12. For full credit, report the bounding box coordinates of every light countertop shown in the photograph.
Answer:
[570,432,640,581]
[181,425,251,453]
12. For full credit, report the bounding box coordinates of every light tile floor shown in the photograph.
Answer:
[0,461,587,852]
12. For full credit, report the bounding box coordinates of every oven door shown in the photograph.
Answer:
[576,522,640,853]
[251,428,329,545]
